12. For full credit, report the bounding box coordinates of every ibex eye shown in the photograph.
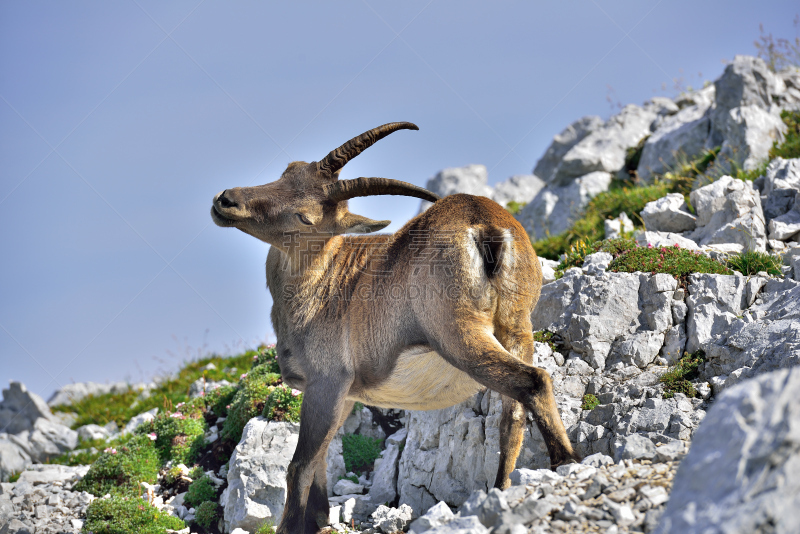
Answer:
[296,213,313,225]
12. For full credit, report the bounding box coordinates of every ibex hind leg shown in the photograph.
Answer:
[493,328,533,489]
[433,326,580,470]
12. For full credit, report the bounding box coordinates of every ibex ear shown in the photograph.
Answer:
[339,212,391,234]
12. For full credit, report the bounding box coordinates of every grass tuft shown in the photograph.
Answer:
[136,410,206,466]
[660,350,706,399]
[220,365,282,442]
[506,200,527,216]
[726,250,783,276]
[262,384,303,423]
[342,434,383,474]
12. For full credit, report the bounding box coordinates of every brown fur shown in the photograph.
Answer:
[211,125,579,534]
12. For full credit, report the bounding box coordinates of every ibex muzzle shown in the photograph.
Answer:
[212,122,578,534]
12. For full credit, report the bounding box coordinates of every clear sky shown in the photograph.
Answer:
[1,1,797,402]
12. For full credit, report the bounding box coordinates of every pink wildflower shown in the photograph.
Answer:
[673,243,681,248]
[253,355,259,361]
[176,402,185,408]
[226,404,231,410]
[104,447,117,454]
[291,389,302,397]
[170,412,183,419]
[647,243,654,249]
[147,433,157,441]
[240,373,248,380]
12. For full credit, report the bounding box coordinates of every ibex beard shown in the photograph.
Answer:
[211,122,580,534]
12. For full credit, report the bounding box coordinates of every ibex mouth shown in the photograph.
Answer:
[210,204,236,227]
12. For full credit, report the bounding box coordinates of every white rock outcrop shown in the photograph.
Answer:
[688,176,767,251]
[656,367,800,534]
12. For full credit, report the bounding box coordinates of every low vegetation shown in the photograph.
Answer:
[220,365,282,442]
[554,238,636,278]
[532,330,558,352]
[194,500,219,529]
[608,244,732,284]
[726,250,783,276]
[74,434,160,497]
[770,110,800,160]
[660,350,706,399]
[506,200,526,215]
[581,394,600,411]
[83,496,185,534]
[51,351,260,429]
[342,434,383,475]
[184,475,218,508]
[136,410,206,466]
[532,149,717,261]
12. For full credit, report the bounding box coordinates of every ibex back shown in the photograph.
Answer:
[211,122,579,534]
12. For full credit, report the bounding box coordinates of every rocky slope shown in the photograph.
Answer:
[2,55,800,534]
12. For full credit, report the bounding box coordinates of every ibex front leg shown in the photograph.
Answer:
[279,379,351,534]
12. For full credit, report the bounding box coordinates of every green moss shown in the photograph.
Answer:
[532,330,558,352]
[184,475,217,508]
[8,472,21,483]
[50,350,261,430]
[221,366,282,442]
[726,250,783,276]
[581,394,600,411]
[136,411,206,466]
[194,500,219,529]
[74,434,160,497]
[608,244,731,283]
[83,496,185,534]
[661,351,706,399]
[506,200,527,216]
[262,384,303,423]
[770,110,800,160]
[352,402,364,415]
[342,434,383,474]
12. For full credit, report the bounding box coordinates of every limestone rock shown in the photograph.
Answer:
[554,104,658,183]
[371,503,413,533]
[767,191,800,241]
[408,501,454,533]
[640,193,697,233]
[0,382,56,434]
[618,434,656,460]
[639,88,714,182]
[714,105,786,174]
[533,115,604,183]
[656,368,800,534]
[702,277,800,389]
[0,436,31,482]
[516,171,612,240]
[223,418,300,532]
[634,230,699,250]
[604,212,634,239]
[333,478,364,496]
[689,176,767,251]
[122,408,158,435]
[419,165,492,213]
[369,428,407,507]
[490,174,545,207]
[47,381,143,407]
[685,273,747,354]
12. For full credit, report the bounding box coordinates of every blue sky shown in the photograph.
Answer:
[1,1,797,401]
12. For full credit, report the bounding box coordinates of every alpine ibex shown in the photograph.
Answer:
[211,122,578,534]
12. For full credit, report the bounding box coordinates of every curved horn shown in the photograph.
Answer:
[324,177,440,203]
[317,122,419,177]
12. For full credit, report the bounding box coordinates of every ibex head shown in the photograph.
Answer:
[210,122,439,247]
